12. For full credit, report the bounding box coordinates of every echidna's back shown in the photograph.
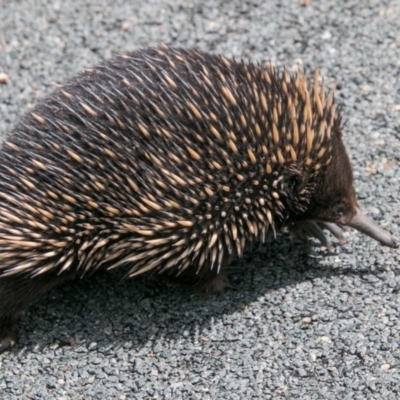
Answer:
[0,46,338,279]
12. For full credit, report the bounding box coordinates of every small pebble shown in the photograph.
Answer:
[0,72,9,84]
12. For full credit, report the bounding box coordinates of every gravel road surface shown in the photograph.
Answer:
[1,0,400,398]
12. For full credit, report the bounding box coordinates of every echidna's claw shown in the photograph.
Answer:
[317,222,347,244]
[287,220,354,249]
[287,220,332,249]
[304,221,333,248]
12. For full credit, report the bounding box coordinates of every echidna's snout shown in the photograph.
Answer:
[344,207,398,248]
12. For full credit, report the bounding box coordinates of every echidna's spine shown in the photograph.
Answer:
[0,47,341,282]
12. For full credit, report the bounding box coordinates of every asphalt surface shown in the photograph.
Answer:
[1,0,400,399]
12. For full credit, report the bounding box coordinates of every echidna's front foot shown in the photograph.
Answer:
[288,220,346,249]
[0,317,19,353]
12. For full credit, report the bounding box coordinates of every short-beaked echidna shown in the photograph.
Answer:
[0,45,397,351]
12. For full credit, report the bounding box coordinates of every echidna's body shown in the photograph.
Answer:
[0,45,396,351]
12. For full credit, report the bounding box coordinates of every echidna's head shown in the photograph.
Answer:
[292,132,397,248]
[305,130,357,225]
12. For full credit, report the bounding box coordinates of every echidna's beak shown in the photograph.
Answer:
[346,208,398,248]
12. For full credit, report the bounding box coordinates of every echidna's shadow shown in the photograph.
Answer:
[15,235,390,353]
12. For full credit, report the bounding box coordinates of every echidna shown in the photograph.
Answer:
[0,45,396,351]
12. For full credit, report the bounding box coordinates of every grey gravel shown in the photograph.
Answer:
[1,0,400,399]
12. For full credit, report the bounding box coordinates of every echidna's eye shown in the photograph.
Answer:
[286,173,304,193]
[333,202,346,217]
[288,175,300,189]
